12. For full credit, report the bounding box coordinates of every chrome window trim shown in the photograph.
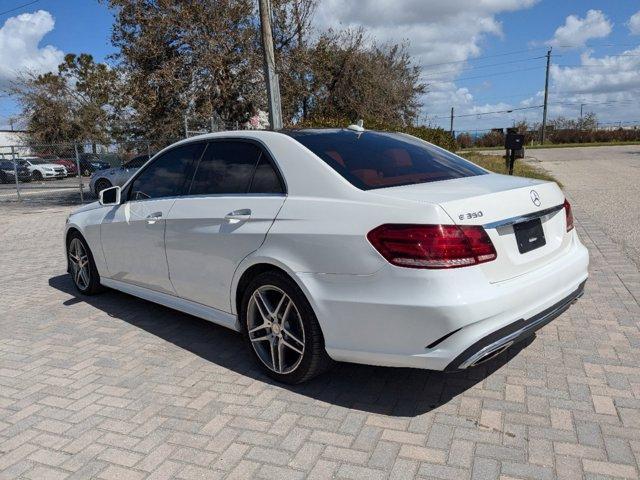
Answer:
[483,204,564,230]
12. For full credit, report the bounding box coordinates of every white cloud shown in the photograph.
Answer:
[0,10,64,86]
[547,10,612,48]
[551,48,640,95]
[629,11,640,35]
[315,0,537,71]
[541,47,640,125]
[314,0,539,128]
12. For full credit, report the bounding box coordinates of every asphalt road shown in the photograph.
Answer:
[0,177,95,205]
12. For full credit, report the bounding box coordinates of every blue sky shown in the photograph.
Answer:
[1,0,640,132]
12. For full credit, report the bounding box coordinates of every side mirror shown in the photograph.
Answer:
[99,185,121,206]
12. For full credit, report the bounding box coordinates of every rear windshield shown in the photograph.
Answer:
[285,129,486,190]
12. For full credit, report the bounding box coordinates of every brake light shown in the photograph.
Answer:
[367,224,497,269]
[563,198,574,232]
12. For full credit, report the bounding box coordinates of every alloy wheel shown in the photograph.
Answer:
[246,285,305,374]
[68,238,91,291]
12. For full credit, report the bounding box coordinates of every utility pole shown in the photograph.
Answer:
[449,107,454,136]
[580,103,586,119]
[540,47,552,144]
[258,0,283,130]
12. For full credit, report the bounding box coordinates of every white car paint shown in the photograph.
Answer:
[89,167,134,194]
[64,130,589,372]
[21,159,67,179]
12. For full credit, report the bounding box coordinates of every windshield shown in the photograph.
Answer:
[285,129,486,190]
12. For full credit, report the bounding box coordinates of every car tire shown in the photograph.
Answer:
[66,232,103,295]
[94,179,112,196]
[32,171,42,181]
[240,270,332,384]
[0,172,6,184]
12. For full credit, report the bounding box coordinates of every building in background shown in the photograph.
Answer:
[0,129,31,158]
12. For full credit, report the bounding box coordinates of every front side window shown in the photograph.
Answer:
[285,129,486,190]
[188,141,283,196]
[124,155,149,169]
[129,142,205,200]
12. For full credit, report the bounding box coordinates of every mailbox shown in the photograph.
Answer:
[505,132,524,150]
[504,131,525,175]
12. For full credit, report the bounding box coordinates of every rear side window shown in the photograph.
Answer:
[285,130,486,190]
[188,141,284,195]
[130,142,205,200]
[249,156,284,194]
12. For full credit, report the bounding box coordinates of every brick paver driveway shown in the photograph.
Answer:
[1,202,639,480]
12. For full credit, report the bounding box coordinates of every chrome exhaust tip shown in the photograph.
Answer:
[459,340,514,369]
[467,341,514,367]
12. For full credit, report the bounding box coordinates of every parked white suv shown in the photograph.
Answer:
[20,158,67,180]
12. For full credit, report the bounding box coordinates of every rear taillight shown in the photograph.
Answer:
[563,198,574,232]
[367,224,497,269]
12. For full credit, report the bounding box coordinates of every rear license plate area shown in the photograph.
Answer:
[513,218,546,253]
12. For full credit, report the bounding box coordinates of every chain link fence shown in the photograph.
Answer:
[0,140,163,206]
[0,121,261,206]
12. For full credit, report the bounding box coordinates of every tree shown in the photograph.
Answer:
[577,112,597,130]
[10,1,427,144]
[304,29,425,126]
[106,0,425,132]
[9,54,119,147]
[270,0,317,121]
[107,0,264,140]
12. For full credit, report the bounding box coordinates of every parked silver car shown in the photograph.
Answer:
[89,154,151,195]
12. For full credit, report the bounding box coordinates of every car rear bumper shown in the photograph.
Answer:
[444,280,585,370]
[296,231,589,371]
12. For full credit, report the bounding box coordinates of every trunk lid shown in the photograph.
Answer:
[372,173,571,283]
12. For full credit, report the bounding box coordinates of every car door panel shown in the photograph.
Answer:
[164,140,286,313]
[99,142,205,295]
[165,196,285,311]
[100,198,177,294]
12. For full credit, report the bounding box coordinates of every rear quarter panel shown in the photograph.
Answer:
[258,195,453,275]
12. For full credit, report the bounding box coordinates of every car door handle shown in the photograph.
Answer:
[225,209,251,223]
[146,212,162,223]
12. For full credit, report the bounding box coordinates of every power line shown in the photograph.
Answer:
[419,47,547,69]
[421,56,546,78]
[431,65,543,83]
[469,91,542,104]
[0,0,40,16]
[555,43,640,49]
[552,99,638,108]
[429,104,543,120]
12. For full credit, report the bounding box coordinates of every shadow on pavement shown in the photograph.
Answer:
[49,274,531,417]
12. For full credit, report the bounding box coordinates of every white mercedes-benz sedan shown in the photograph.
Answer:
[64,127,588,383]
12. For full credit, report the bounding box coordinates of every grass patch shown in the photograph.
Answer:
[460,152,560,185]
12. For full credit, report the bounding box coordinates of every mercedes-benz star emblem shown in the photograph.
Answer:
[530,190,541,207]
